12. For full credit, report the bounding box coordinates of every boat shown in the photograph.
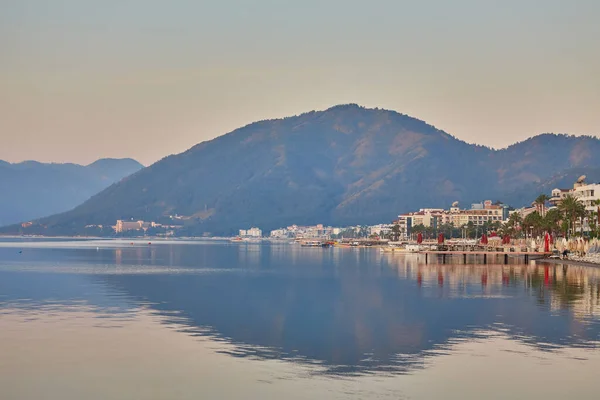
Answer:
[230,236,244,242]
[380,243,421,253]
[405,244,421,253]
[300,240,331,248]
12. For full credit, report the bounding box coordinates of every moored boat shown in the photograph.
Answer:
[300,240,331,248]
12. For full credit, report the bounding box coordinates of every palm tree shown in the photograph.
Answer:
[523,211,543,237]
[391,224,401,241]
[542,208,562,237]
[501,212,523,238]
[534,194,550,217]
[587,199,600,238]
[558,194,586,237]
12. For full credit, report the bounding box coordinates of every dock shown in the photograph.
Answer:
[420,251,551,264]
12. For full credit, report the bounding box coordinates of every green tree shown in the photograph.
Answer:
[391,224,401,241]
[424,225,435,239]
[558,194,586,237]
[542,208,562,237]
[534,194,550,216]
[501,212,523,238]
[482,220,501,234]
[465,221,476,238]
[560,220,570,237]
[587,199,600,238]
[523,211,544,237]
[438,223,459,239]
[411,224,426,240]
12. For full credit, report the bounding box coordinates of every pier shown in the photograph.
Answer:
[420,251,551,264]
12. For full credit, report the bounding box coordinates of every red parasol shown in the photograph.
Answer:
[438,233,445,244]
[417,232,423,244]
[481,233,488,245]
[490,232,498,237]
[502,235,510,245]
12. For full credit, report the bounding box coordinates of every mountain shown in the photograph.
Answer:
[0,158,144,227]
[5,105,600,236]
[504,166,600,207]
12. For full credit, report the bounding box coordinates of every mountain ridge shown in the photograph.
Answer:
[0,158,144,227]
[2,105,599,235]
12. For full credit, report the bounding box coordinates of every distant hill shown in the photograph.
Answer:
[0,158,143,227]
[5,104,600,236]
[504,166,600,207]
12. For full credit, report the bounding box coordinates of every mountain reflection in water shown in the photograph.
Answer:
[1,241,600,377]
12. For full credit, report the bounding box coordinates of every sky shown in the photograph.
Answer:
[1,0,599,166]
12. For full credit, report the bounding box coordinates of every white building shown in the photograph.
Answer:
[549,178,600,233]
[269,224,334,239]
[114,220,156,233]
[549,188,572,207]
[269,229,287,238]
[240,227,262,238]
[368,224,393,236]
[551,177,600,212]
[573,183,600,212]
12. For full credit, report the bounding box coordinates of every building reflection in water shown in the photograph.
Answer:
[3,242,600,377]
[383,253,600,319]
[87,247,600,375]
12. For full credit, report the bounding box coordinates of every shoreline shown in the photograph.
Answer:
[535,258,600,269]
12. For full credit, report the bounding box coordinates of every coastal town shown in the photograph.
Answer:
[246,177,600,242]
[109,177,600,258]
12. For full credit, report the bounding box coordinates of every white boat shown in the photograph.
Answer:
[300,240,330,247]
[405,244,421,252]
[380,244,421,253]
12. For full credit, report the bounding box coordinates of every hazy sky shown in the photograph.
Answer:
[1,0,599,165]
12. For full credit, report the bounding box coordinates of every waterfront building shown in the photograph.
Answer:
[573,183,600,212]
[442,202,504,227]
[269,229,287,238]
[269,224,336,239]
[395,201,506,238]
[550,177,600,212]
[368,224,393,237]
[514,206,538,220]
[549,188,572,207]
[240,227,262,238]
[115,220,155,233]
[548,178,600,233]
[394,216,410,239]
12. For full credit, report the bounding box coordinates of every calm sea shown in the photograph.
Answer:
[1,238,599,399]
